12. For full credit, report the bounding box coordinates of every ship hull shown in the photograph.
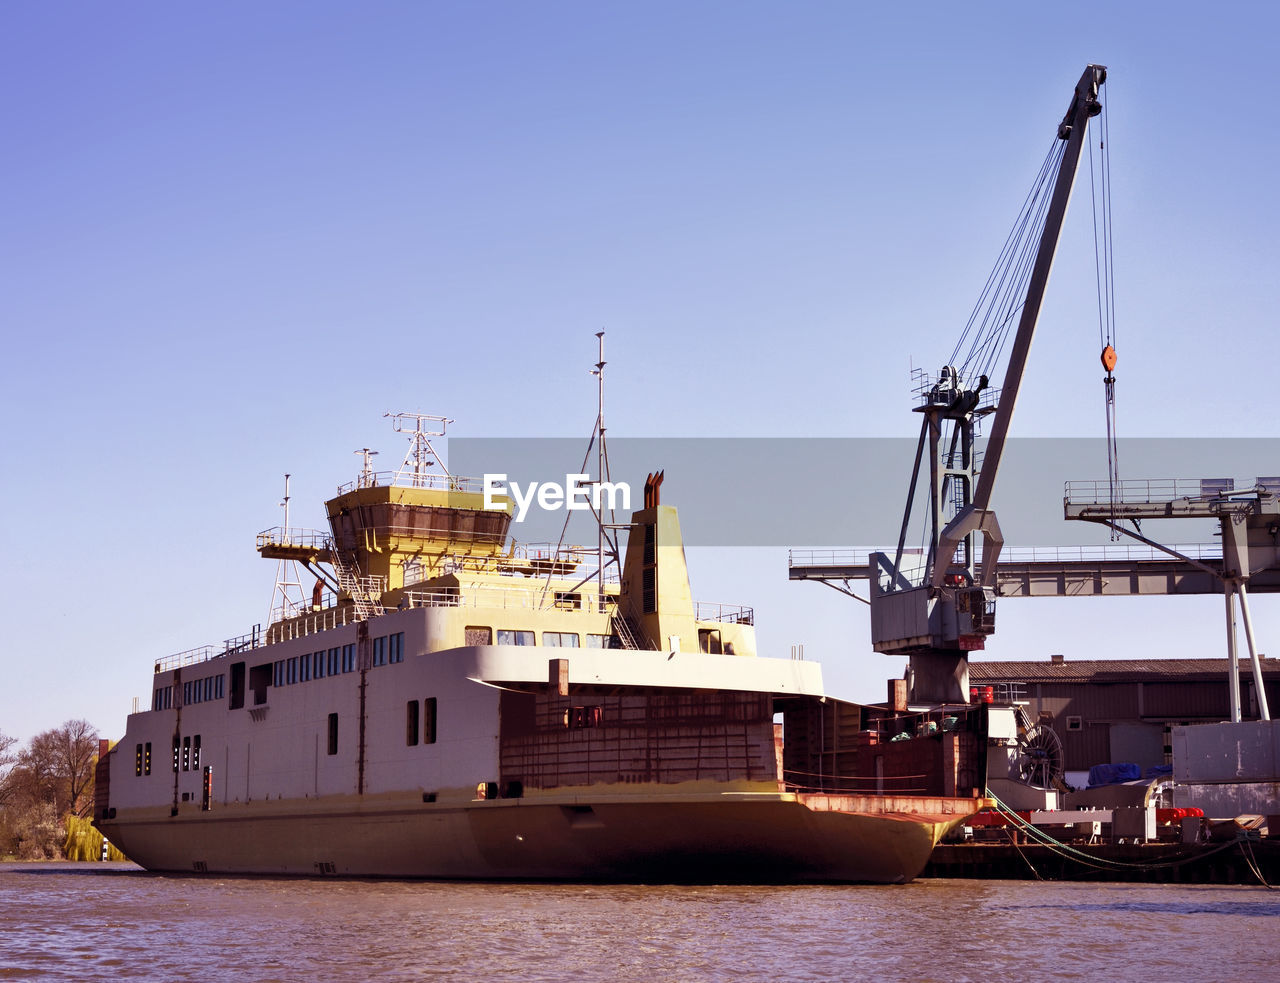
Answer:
[99,791,983,884]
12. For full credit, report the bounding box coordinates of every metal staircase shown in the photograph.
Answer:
[327,537,384,621]
[611,612,646,651]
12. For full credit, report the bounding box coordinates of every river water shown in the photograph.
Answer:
[1,862,1276,982]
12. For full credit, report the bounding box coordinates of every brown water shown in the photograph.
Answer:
[1,862,1276,982]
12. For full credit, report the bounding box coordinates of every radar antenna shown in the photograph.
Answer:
[386,412,454,484]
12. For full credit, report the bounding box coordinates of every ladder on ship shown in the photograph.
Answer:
[611,612,645,650]
[327,538,384,620]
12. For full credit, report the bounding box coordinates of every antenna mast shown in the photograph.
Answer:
[594,331,606,609]
[268,473,308,624]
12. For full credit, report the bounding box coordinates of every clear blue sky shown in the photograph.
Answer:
[2,2,1277,741]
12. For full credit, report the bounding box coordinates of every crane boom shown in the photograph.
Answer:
[930,64,1106,590]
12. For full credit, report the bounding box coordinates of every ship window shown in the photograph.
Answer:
[327,713,339,755]
[424,697,437,745]
[341,644,356,673]
[135,744,143,777]
[273,660,285,687]
[554,592,581,610]
[496,630,535,646]
[249,663,272,705]
[406,700,419,746]
[287,657,298,685]
[229,663,245,709]
[327,647,340,675]
[585,634,611,648]
[543,632,580,648]
[299,655,311,683]
[563,705,603,729]
[465,626,492,646]
[1066,715,1083,731]
[372,636,387,667]
[389,633,404,663]
[183,682,192,705]
[215,675,225,700]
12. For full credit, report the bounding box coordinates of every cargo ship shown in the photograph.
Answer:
[94,414,998,883]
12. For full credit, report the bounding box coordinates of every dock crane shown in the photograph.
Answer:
[865,65,1107,705]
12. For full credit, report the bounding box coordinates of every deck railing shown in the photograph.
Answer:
[399,585,614,615]
[788,543,1224,571]
[256,526,330,550]
[335,471,487,495]
[694,601,755,625]
[1064,476,1280,506]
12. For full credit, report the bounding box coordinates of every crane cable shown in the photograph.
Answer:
[1089,90,1121,537]
[949,137,1066,388]
[917,133,1069,575]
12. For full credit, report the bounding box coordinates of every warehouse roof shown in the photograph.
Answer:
[968,657,1280,683]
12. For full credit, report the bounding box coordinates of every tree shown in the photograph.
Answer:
[0,721,101,858]
[0,730,17,809]
[19,720,100,819]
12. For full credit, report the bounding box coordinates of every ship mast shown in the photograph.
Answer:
[595,331,606,610]
[268,474,307,624]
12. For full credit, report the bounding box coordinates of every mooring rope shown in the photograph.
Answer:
[982,789,1257,879]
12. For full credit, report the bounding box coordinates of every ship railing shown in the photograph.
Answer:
[1064,476,1280,506]
[399,584,613,614]
[693,601,755,625]
[431,545,615,580]
[336,471,487,495]
[154,629,264,673]
[256,526,330,550]
[268,605,360,642]
[154,645,221,673]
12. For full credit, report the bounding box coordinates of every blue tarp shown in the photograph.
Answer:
[1087,762,1142,787]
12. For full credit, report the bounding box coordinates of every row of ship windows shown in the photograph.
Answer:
[276,632,405,686]
[133,734,203,776]
[152,633,408,710]
[469,628,618,648]
[153,675,224,711]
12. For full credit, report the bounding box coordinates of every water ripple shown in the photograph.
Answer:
[1,863,1276,982]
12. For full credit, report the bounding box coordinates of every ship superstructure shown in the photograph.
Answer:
[95,415,990,883]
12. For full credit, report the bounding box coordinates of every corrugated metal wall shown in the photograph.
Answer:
[499,689,777,790]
